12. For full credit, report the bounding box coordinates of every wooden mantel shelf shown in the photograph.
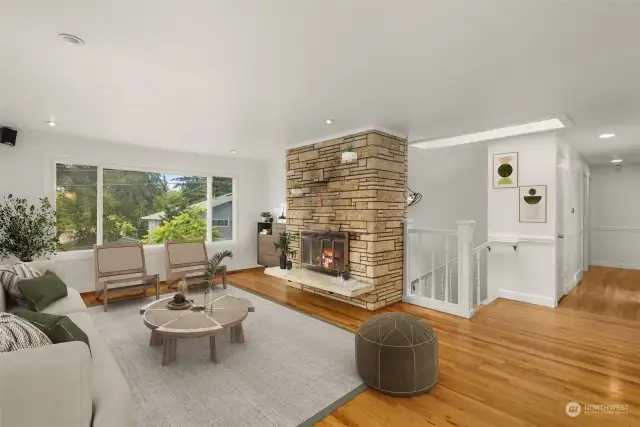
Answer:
[264,267,374,298]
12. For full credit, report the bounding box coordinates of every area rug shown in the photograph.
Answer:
[89,285,364,427]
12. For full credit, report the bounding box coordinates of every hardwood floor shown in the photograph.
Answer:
[82,268,640,426]
[559,266,640,322]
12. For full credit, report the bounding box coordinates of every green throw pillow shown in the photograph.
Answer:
[13,310,90,353]
[17,270,68,311]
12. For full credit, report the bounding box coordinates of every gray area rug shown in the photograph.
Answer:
[89,285,363,427]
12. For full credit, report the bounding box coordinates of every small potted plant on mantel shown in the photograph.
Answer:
[260,212,273,223]
[274,231,295,269]
[290,182,303,196]
[341,144,357,163]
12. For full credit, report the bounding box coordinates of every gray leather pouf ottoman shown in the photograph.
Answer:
[355,312,438,396]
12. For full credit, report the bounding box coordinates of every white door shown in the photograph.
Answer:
[556,166,568,302]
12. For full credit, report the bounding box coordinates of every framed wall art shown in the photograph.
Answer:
[493,152,518,189]
[519,185,547,223]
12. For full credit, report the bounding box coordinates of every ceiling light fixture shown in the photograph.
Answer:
[610,158,623,163]
[325,119,333,124]
[599,133,616,139]
[411,118,566,150]
[230,149,237,154]
[45,120,57,127]
[58,33,85,46]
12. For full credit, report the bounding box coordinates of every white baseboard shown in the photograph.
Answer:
[402,295,474,318]
[590,261,640,270]
[497,289,557,308]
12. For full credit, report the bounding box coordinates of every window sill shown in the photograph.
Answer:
[53,240,239,261]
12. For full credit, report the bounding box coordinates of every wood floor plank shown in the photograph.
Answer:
[81,266,640,426]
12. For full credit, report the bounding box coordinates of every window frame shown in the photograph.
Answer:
[212,218,230,227]
[52,160,237,254]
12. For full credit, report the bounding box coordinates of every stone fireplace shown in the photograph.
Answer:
[300,230,349,274]
[285,130,407,310]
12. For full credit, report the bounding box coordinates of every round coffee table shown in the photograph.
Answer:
[140,293,254,366]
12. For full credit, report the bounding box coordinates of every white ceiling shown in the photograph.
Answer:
[1,0,639,164]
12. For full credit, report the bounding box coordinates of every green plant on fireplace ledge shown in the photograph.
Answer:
[274,231,295,258]
[344,144,354,152]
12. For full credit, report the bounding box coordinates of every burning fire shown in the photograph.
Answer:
[320,249,334,268]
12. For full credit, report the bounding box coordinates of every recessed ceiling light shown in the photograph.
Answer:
[58,33,85,46]
[230,149,237,154]
[610,158,623,163]
[599,133,616,139]
[45,120,57,127]
[411,118,565,150]
[325,119,333,124]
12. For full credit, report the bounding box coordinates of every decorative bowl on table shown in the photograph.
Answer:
[167,293,192,310]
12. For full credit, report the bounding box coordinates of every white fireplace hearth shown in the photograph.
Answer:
[264,267,374,298]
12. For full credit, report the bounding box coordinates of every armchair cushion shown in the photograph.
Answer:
[18,270,68,311]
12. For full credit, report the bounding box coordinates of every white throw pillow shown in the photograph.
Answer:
[0,312,52,352]
[0,263,42,304]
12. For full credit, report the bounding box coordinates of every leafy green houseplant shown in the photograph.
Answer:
[260,211,273,223]
[0,195,58,262]
[290,182,303,196]
[341,264,351,280]
[341,144,358,163]
[274,231,295,269]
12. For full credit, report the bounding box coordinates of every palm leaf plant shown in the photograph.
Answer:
[204,250,233,289]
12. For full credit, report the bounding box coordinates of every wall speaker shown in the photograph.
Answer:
[0,127,17,146]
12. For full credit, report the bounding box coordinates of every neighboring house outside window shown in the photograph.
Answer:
[140,193,233,241]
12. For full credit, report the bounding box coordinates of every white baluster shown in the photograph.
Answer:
[476,251,481,305]
[430,250,435,299]
[444,236,450,302]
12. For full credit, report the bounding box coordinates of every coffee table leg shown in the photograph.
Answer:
[230,323,244,343]
[150,330,163,346]
[162,337,177,366]
[209,335,219,364]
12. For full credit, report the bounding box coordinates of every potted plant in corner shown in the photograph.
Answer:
[0,194,58,262]
[341,144,357,163]
[274,231,294,269]
[290,182,303,196]
[204,250,233,310]
[260,212,273,223]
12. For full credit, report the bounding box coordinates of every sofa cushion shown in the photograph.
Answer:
[0,312,52,352]
[43,287,87,316]
[0,263,41,304]
[0,287,6,313]
[18,271,68,312]
[14,310,90,351]
[67,312,133,427]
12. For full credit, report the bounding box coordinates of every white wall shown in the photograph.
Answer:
[0,130,267,292]
[487,132,558,307]
[408,143,488,301]
[266,150,287,218]
[590,163,640,269]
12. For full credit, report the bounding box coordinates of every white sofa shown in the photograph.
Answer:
[0,261,132,427]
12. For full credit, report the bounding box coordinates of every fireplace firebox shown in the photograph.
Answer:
[300,230,349,275]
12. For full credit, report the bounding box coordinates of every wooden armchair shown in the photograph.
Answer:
[94,242,159,312]
[164,240,228,290]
